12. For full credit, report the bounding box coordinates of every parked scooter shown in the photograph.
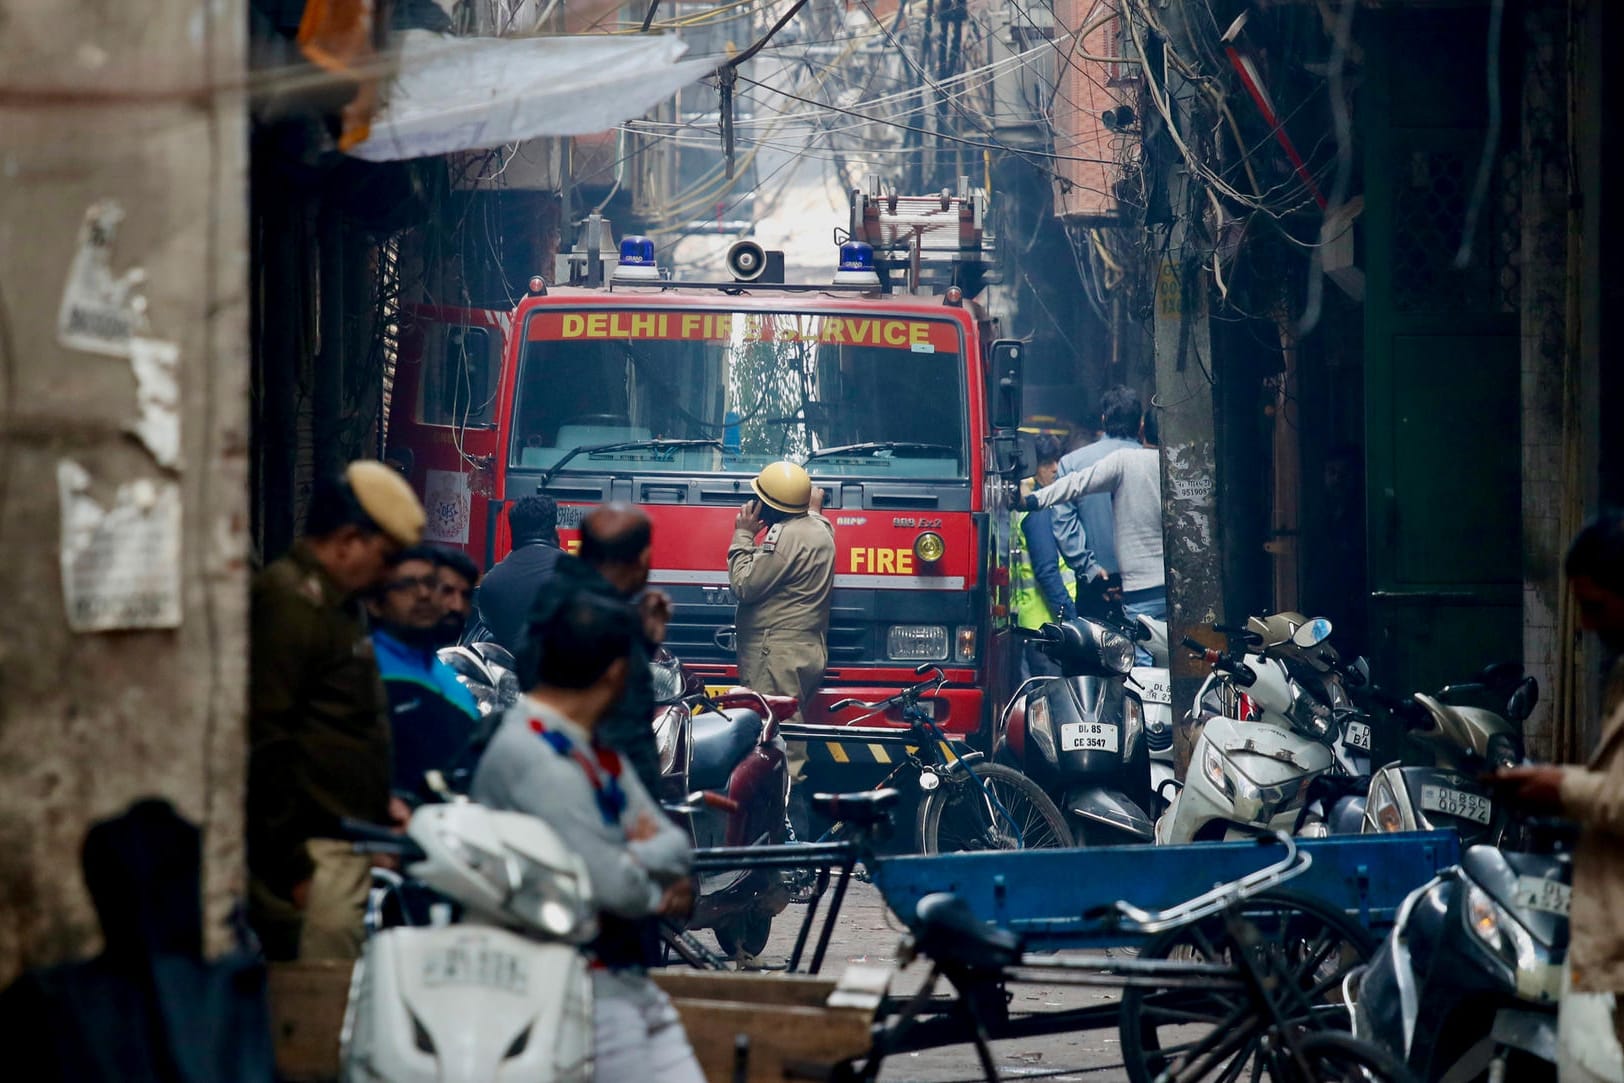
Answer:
[1128,616,1179,815]
[648,650,793,958]
[437,640,522,719]
[1362,668,1537,848]
[1157,614,1370,844]
[1353,818,1575,1082]
[997,615,1156,843]
[341,802,598,1082]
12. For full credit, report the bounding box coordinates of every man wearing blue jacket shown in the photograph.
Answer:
[1013,435,1076,678]
[367,546,480,801]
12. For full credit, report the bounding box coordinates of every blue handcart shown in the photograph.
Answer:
[681,801,1454,1082]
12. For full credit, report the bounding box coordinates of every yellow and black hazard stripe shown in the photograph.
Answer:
[802,736,965,766]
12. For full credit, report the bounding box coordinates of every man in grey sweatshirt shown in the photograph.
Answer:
[1028,442,1166,662]
[472,581,702,1083]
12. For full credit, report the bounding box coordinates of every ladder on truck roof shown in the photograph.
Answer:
[849,176,992,295]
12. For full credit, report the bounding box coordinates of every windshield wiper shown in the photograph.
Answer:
[537,439,723,489]
[805,441,956,461]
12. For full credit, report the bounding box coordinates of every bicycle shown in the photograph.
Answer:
[801,662,1072,854]
[838,831,1417,1083]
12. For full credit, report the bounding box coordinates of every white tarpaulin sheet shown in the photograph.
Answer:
[350,31,715,162]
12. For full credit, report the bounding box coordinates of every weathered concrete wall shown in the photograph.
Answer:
[0,0,249,982]
[1518,0,1576,761]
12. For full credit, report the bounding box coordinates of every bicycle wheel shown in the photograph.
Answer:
[1288,1032,1420,1083]
[916,762,1073,853]
[1118,889,1376,1083]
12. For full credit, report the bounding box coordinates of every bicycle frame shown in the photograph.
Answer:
[816,667,1035,848]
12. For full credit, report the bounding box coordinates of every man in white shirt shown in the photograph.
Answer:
[1028,432,1166,662]
[472,580,702,1083]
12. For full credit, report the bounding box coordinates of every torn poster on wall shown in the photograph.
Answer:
[58,460,182,631]
[57,200,150,357]
[127,337,182,470]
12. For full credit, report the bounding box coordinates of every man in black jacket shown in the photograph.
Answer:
[475,495,563,653]
[560,504,670,793]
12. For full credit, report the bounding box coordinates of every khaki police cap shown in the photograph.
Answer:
[346,460,425,547]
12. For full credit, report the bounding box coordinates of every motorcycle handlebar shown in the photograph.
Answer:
[339,817,426,862]
[702,791,742,814]
[1182,637,1257,686]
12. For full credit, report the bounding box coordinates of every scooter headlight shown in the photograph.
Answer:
[1122,693,1144,760]
[1095,626,1136,676]
[650,656,686,705]
[1368,776,1404,833]
[1286,680,1335,744]
[1465,883,1546,993]
[1202,742,1237,802]
[653,706,684,774]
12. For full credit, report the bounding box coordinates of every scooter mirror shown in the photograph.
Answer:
[1506,676,1539,722]
[1291,617,1334,649]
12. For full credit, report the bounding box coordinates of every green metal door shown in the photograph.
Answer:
[1362,9,1523,697]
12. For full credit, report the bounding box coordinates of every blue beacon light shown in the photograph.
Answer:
[833,241,881,287]
[612,235,660,282]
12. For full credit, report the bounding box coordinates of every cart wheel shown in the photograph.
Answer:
[713,909,774,958]
[1287,1031,1421,1083]
[916,762,1073,853]
[1118,889,1375,1083]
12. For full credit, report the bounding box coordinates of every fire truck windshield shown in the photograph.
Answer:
[512,308,968,479]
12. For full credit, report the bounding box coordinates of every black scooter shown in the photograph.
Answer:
[995,617,1156,844]
[1353,817,1575,1081]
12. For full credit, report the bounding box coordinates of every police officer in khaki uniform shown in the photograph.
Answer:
[727,462,836,711]
[247,460,425,961]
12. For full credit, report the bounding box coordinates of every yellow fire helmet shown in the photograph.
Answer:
[752,460,812,514]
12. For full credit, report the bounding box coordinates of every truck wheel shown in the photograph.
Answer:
[916,763,1073,853]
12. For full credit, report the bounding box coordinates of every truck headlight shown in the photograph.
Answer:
[1466,883,1544,986]
[888,624,949,661]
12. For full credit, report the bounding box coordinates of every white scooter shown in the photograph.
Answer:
[340,801,598,1082]
[1127,617,1178,814]
[1155,614,1367,844]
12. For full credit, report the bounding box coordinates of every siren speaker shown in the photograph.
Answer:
[725,239,768,282]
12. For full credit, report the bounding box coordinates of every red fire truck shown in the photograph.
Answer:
[385,185,1026,747]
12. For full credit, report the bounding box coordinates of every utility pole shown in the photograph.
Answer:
[0,0,249,981]
[1136,4,1225,776]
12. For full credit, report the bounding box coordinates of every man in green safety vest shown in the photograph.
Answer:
[1012,435,1077,679]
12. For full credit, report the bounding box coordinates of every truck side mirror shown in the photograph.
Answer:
[989,340,1023,431]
